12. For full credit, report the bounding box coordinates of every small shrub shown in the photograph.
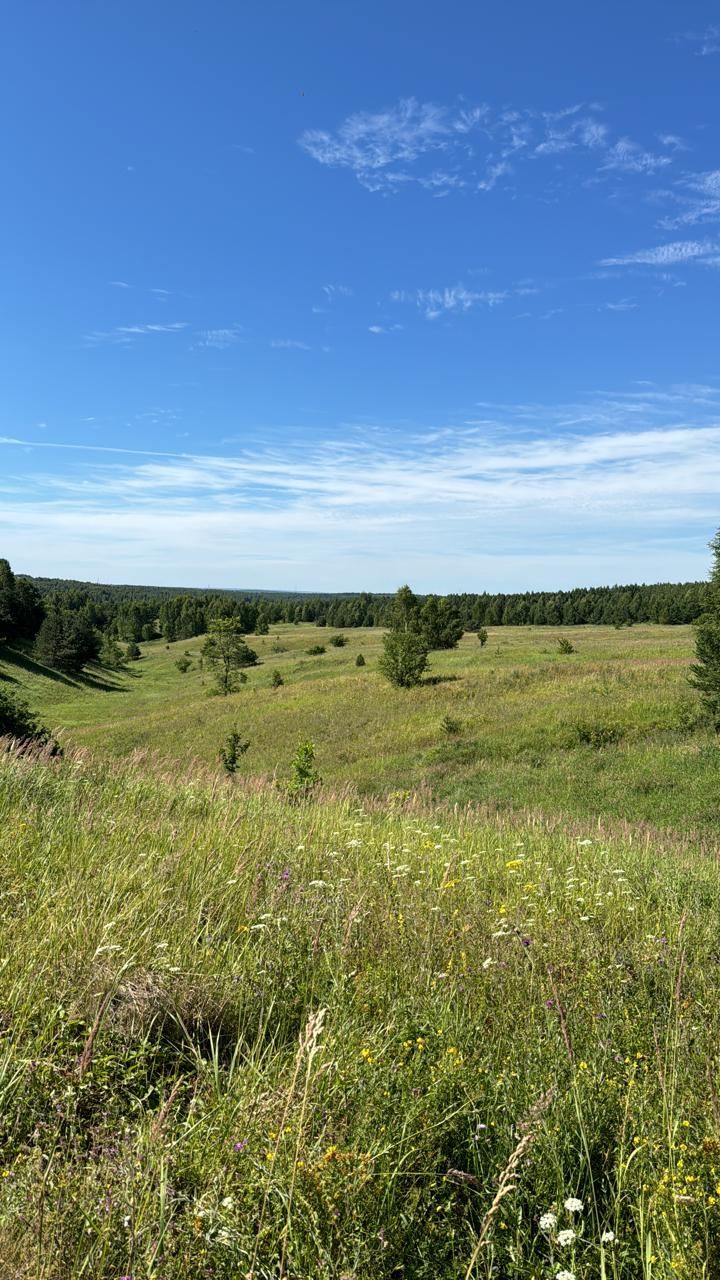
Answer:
[219,727,250,775]
[477,627,488,647]
[175,656,192,673]
[329,634,347,647]
[271,643,287,654]
[306,644,326,656]
[286,739,321,801]
[441,714,462,736]
[355,653,366,667]
[271,669,284,688]
[125,642,141,661]
[574,722,622,749]
[557,636,576,655]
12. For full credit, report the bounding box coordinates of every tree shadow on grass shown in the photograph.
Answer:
[1,646,131,693]
[422,674,461,686]
[1,645,80,687]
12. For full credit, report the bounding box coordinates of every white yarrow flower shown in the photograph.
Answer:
[538,1211,557,1232]
[601,1229,616,1243]
[556,1271,576,1280]
[564,1196,584,1213]
[557,1227,576,1246]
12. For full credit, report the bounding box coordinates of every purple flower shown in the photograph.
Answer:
[233,1138,247,1152]
[521,937,532,947]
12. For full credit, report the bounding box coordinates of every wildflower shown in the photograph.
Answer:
[232,1139,247,1152]
[601,1229,616,1243]
[538,1211,557,1232]
[556,1272,576,1280]
[564,1196,584,1213]
[557,1228,576,1246]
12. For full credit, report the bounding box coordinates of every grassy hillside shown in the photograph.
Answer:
[0,750,718,1277]
[1,622,714,834]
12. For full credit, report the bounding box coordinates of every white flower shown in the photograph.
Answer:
[564,1196,584,1213]
[556,1271,575,1280]
[557,1228,576,1246]
[601,1229,616,1243]
[538,1211,557,1232]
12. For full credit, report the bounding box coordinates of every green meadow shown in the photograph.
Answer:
[1,749,719,1278]
[2,619,720,1277]
[1,622,714,836]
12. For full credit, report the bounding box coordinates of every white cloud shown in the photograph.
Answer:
[391,280,546,320]
[677,24,720,56]
[600,239,719,267]
[270,338,312,350]
[659,169,720,230]
[2,384,718,590]
[322,284,353,301]
[195,327,243,349]
[599,138,671,175]
[299,97,672,196]
[84,322,187,346]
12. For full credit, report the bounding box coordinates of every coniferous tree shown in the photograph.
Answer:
[690,531,720,727]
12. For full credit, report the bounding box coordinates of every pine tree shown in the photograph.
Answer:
[690,531,720,727]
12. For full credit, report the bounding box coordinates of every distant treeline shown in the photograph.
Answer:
[6,570,707,643]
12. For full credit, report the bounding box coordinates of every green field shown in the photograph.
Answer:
[3,618,720,1276]
[1,749,719,1278]
[1,622,714,835]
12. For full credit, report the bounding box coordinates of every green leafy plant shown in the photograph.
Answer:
[271,669,284,688]
[477,627,489,647]
[306,644,326,655]
[379,628,429,688]
[441,714,462,736]
[175,656,192,673]
[355,653,366,667]
[329,634,347,647]
[557,636,576,655]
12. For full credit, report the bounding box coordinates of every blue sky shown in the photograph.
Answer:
[1,0,719,591]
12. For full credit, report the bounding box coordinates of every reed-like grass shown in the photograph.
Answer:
[1,748,719,1277]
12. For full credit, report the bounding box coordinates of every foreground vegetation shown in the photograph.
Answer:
[0,749,718,1277]
[2,621,716,835]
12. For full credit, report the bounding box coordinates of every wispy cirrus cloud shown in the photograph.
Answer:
[322,284,353,301]
[270,338,312,351]
[298,96,678,196]
[194,327,243,350]
[599,137,671,175]
[2,383,717,590]
[600,239,720,267]
[676,23,720,56]
[392,284,508,319]
[84,322,188,347]
[659,169,720,230]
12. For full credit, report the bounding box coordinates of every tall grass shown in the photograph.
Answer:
[0,748,719,1276]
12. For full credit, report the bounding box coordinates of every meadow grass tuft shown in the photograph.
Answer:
[1,747,719,1276]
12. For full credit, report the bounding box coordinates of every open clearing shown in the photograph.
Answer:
[1,622,713,835]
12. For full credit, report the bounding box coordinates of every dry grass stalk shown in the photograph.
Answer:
[463,1087,554,1280]
[76,989,114,1079]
